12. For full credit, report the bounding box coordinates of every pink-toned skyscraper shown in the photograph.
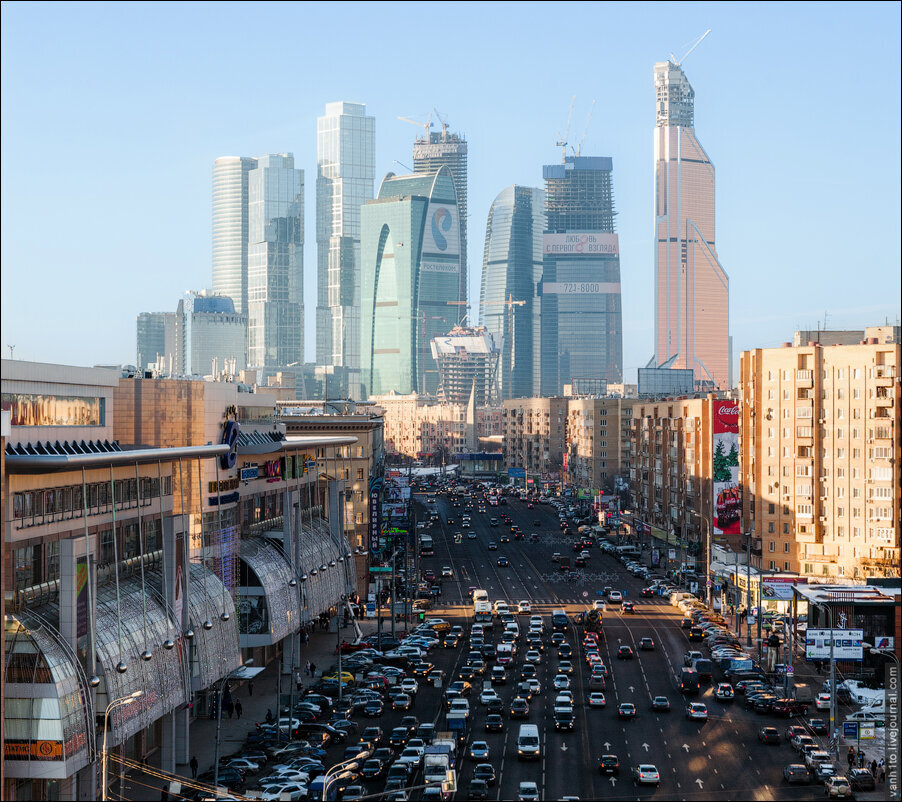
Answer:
[653,60,729,389]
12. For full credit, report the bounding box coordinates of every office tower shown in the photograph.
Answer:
[413,124,468,306]
[654,60,729,389]
[175,290,247,375]
[247,154,304,367]
[740,338,900,580]
[212,156,257,314]
[360,167,461,397]
[316,102,376,381]
[480,185,545,400]
[539,156,623,396]
[430,325,499,406]
[136,311,177,372]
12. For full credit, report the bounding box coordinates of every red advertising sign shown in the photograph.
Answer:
[712,400,741,534]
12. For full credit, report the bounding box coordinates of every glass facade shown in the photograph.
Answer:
[653,61,729,389]
[247,154,305,367]
[479,185,545,400]
[315,102,375,381]
[361,168,461,397]
[212,156,256,315]
[177,291,247,375]
[136,311,177,372]
[540,157,624,395]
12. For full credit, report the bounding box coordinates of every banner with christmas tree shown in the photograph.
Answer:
[712,400,741,534]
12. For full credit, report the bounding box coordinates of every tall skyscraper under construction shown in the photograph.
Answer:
[653,59,729,389]
[413,121,468,307]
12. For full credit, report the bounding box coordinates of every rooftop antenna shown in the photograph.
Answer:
[555,95,576,164]
[7,345,14,359]
[670,29,711,66]
[576,99,596,157]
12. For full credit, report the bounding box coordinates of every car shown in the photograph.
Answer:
[479,689,500,706]
[815,693,832,710]
[618,703,637,719]
[599,754,620,775]
[487,541,498,550]
[608,591,622,604]
[473,763,497,786]
[510,697,530,718]
[440,566,453,578]
[824,776,853,798]
[713,683,735,702]
[848,768,876,791]
[224,757,261,773]
[392,693,412,711]
[651,696,671,712]
[553,674,571,691]
[518,600,531,614]
[388,727,409,748]
[558,642,572,659]
[808,718,829,735]
[500,534,510,543]
[639,637,655,650]
[805,750,831,772]
[782,764,810,784]
[686,702,708,720]
[485,713,504,732]
[558,660,574,675]
[551,552,561,562]
[792,733,816,753]
[554,709,575,730]
[362,700,383,717]
[758,726,781,744]
[813,762,838,783]
[470,741,490,760]
[497,556,509,566]
[467,778,489,800]
[633,764,660,785]
[622,601,635,613]
[467,531,477,539]
[617,645,634,660]
[588,692,607,708]
[641,587,655,597]
[518,781,540,801]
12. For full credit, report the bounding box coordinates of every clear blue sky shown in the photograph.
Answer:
[2,1,899,380]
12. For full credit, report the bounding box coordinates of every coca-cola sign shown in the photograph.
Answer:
[712,399,741,535]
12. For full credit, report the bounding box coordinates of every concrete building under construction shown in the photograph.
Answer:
[430,326,499,406]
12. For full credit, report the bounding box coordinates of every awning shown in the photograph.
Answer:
[298,517,354,619]
[238,538,301,646]
[186,564,240,691]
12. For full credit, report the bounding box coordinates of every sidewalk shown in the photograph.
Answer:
[119,616,384,801]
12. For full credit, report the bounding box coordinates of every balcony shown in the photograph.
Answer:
[875,395,894,408]
[795,370,813,388]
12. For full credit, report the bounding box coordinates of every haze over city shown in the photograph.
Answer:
[1,2,899,377]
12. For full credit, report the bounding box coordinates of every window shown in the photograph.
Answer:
[769,560,776,571]
[784,561,790,570]
[768,522,775,533]
[783,542,790,553]
[768,541,775,552]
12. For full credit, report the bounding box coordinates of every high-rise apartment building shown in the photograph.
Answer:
[360,168,461,397]
[212,156,256,314]
[136,311,177,372]
[413,125,468,306]
[654,61,729,389]
[480,185,545,400]
[540,156,623,395]
[740,340,900,580]
[316,102,376,382]
[566,397,638,494]
[247,154,304,367]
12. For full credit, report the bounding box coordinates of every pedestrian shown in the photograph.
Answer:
[265,708,274,724]
[859,750,865,769]
[248,680,254,697]
[310,662,316,677]
[848,747,856,769]
[235,701,242,719]
[227,701,234,719]
[879,759,886,783]
[870,759,878,777]
[189,756,198,779]
[161,784,169,802]
[305,660,311,676]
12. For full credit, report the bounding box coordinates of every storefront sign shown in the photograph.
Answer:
[240,466,258,481]
[805,629,864,661]
[4,740,63,760]
[761,575,806,601]
[209,477,240,493]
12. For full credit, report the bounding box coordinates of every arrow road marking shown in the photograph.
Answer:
[609,777,617,786]
[696,779,704,788]
[642,743,650,751]
[604,742,611,750]
[561,742,568,752]
[682,744,690,752]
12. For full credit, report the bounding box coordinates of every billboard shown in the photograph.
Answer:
[508,467,525,478]
[542,281,621,295]
[805,629,864,661]
[368,476,384,554]
[542,232,619,256]
[422,203,460,256]
[761,575,807,601]
[712,400,741,534]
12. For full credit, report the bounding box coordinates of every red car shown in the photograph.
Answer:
[423,569,436,581]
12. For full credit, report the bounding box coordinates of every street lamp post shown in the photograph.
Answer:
[101,690,144,801]
[214,660,253,788]
[811,602,838,760]
[322,751,368,801]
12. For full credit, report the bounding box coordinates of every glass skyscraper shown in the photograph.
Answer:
[315,102,375,382]
[540,156,623,395]
[653,60,729,389]
[212,156,256,314]
[176,291,247,375]
[360,167,461,397]
[479,185,545,400]
[247,154,304,367]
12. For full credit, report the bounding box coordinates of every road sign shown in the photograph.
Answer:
[582,591,589,597]
[785,666,794,674]
[860,724,876,739]
[843,722,858,739]
[369,566,392,573]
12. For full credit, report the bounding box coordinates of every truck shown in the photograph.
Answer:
[584,608,603,634]
[474,601,494,628]
[446,712,469,746]
[424,743,454,786]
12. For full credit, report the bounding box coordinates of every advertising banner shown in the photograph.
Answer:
[508,467,525,478]
[761,575,807,601]
[805,629,864,661]
[542,282,621,295]
[651,549,660,567]
[76,558,88,640]
[368,476,384,554]
[712,400,741,534]
[542,232,619,256]
[422,203,460,256]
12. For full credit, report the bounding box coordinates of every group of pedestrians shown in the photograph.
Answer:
[847,747,886,783]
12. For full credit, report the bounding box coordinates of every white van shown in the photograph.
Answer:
[517,723,541,760]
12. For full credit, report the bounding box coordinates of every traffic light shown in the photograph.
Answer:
[418,612,426,622]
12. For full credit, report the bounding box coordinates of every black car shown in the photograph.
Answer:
[388,727,409,747]
[497,556,509,567]
[485,714,504,732]
[558,643,572,659]
[197,768,244,790]
[848,768,876,791]
[468,778,489,800]
[510,697,530,719]
[363,700,384,717]
[758,727,781,744]
[486,697,504,714]
[553,710,575,731]
[598,754,620,775]
[360,759,385,779]
[473,763,497,786]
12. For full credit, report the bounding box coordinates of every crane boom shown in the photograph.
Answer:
[397,114,433,140]
[674,29,711,66]
[577,99,596,157]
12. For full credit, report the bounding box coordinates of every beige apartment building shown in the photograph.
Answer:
[740,339,900,580]
[630,395,741,555]
[502,397,568,482]
[566,397,639,493]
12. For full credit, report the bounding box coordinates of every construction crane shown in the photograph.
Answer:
[576,99,596,157]
[670,29,711,66]
[397,113,433,142]
[433,108,450,141]
[555,95,576,164]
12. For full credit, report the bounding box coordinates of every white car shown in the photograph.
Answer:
[479,689,500,706]
[525,650,542,664]
[518,601,532,614]
[399,678,419,695]
[633,764,660,785]
[398,747,423,767]
[593,600,606,611]
[260,783,308,801]
[588,692,606,708]
[553,674,571,690]
[686,702,708,720]
[525,678,542,695]
[608,591,622,604]
[225,757,262,773]
[441,566,453,577]
[816,693,832,710]
[518,781,540,801]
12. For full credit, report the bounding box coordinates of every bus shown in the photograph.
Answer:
[419,534,434,556]
[551,609,569,633]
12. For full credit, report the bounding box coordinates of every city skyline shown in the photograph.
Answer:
[1,3,899,379]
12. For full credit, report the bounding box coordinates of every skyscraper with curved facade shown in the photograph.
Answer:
[479,185,545,400]
[540,156,623,395]
[653,60,729,389]
[360,167,461,397]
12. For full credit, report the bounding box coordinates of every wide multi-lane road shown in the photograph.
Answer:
[412,488,835,801]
